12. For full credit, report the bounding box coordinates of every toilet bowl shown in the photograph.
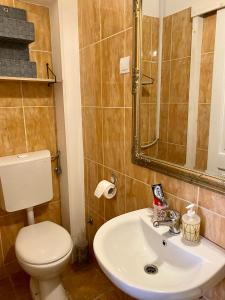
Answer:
[15,221,73,300]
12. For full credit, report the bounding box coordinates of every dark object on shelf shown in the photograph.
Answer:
[0,16,34,44]
[0,58,36,78]
[0,5,36,78]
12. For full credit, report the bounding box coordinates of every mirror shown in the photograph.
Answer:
[132,0,225,193]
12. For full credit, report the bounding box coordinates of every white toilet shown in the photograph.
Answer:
[0,150,73,300]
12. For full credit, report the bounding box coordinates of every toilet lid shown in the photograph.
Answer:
[15,221,73,265]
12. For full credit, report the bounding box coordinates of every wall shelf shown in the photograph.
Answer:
[0,76,56,84]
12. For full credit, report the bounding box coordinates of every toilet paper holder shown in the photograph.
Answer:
[94,174,118,199]
[110,174,118,187]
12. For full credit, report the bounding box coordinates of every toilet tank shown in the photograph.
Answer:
[0,150,53,212]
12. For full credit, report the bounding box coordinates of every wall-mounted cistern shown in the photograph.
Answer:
[153,209,181,235]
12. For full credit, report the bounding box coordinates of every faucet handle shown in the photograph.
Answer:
[168,210,180,220]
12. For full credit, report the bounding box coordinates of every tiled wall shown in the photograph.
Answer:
[141,15,158,157]
[0,0,60,279]
[195,13,216,172]
[158,8,192,165]
[78,1,225,298]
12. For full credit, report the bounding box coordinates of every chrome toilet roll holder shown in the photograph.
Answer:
[110,174,118,187]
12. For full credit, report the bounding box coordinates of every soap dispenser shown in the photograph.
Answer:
[182,204,200,243]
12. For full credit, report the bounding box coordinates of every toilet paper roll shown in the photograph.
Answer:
[94,180,117,199]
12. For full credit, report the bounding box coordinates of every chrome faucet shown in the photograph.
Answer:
[153,209,181,235]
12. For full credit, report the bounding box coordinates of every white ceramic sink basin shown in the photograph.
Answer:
[94,208,225,300]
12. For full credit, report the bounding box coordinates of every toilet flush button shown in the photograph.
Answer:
[17,154,28,159]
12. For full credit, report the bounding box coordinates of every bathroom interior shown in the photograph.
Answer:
[0,0,224,299]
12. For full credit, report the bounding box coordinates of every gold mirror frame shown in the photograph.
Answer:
[132,0,225,195]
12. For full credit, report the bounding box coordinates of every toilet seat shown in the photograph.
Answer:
[15,221,73,265]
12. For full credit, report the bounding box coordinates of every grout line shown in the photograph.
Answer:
[123,3,126,176]
[20,82,28,152]
[196,187,200,213]
[0,106,56,109]
[198,205,225,220]
[162,55,191,63]
[99,0,106,221]
[123,0,126,32]
[201,51,214,56]
[142,59,158,64]
[79,27,133,51]
[30,49,52,54]
[197,102,212,105]
[82,105,127,109]
[165,18,173,158]
[99,0,102,40]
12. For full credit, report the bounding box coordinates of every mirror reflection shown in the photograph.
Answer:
[139,0,224,178]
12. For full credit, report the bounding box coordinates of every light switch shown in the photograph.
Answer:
[120,56,130,74]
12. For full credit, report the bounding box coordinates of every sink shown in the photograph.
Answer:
[93,208,225,300]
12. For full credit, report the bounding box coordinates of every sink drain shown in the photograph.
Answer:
[144,264,158,275]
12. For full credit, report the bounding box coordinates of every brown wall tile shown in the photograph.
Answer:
[0,82,22,107]
[142,16,152,61]
[78,0,100,48]
[85,159,104,216]
[160,61,170,103]
[83,107,103,163]
[168,104,188,145]
[195,149,208,172]
[0,0,13,5]
[104,167,125,220]
[165,193,191,216]
[199,207,225,249]
[202,13,216,54]
[102,33,125,107]
[0,108,26,157]
[125,0,133,29]
[125,177,151,212]
[22,83,54,106]
[100,0,124,39]
[34,201,61,225]
[171,8,192,59]
[140,103,150,143]
[162,16,172,61]
[80,44,101,107]
[24,107,57,153]
[124,29,133,107]
[167,144,186,165]
[103,108,125,172]
[198,188,225,217]
[151,18,159,62]
[157,142,168,161]
[125,108,155,183]
[197,104,210,150]
[199,54,214,103]
[159,104,168,142]
[170,58,190,103]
